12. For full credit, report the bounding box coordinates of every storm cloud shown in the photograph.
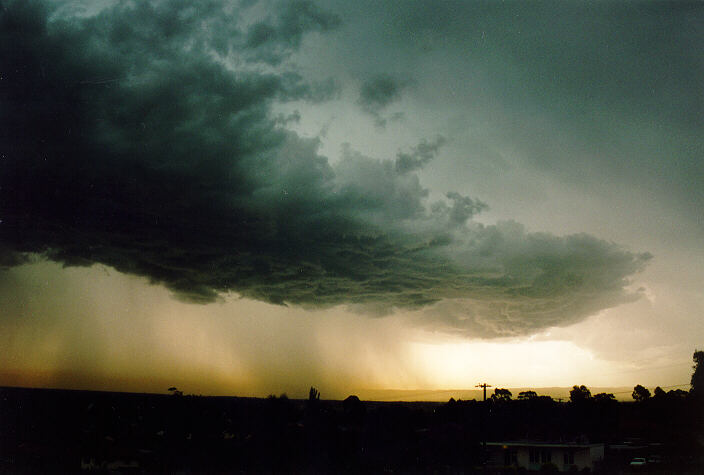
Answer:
[357,74,410,127]
[245,0,341,65]
[0,0,650,336]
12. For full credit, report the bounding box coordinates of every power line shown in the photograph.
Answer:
[657,383,691,389]
[609,383,690,395]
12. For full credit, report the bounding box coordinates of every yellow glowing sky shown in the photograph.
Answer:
[0,260,694,400]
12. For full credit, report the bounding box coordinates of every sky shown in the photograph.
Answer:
[1,0,702,400]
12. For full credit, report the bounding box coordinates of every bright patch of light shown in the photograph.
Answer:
[409,339,606,388]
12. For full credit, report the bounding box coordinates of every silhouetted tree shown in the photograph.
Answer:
[309,386,320,401]
[518,390,538,400]
[632,384,651,402]
[593,392,616,403]
[168,387,183,397]
[267,392,289,400]
[343,395,365,423]
[569,385,591,403]
[592,392,619,437]
[490,388,512,402]
[667,389,688,400]
[653,386,666,399]
[691,349,704,400]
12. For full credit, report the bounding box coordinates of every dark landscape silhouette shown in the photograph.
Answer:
[1,351,702,473]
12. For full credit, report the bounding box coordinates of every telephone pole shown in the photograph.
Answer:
[476,383,493,466]
[476,383,493,401]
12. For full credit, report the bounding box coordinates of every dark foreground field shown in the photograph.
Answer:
[1,386,702,473]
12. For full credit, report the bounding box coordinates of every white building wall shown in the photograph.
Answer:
[487,444,604,472]
[590,444,605,463]
[574,448,592,470]
[516,447,530,468]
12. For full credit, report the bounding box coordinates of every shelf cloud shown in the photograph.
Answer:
[0,0,650,336]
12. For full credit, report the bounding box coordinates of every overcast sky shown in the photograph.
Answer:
[1,0,702,398]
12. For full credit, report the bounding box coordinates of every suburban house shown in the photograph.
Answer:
[486,441,605,472]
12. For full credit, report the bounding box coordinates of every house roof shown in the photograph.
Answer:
[486,441,604,449]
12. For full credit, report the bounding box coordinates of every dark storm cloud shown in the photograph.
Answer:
[395,136,446,174]
[245,0,341,65]
[358,74,410,127]
[0,0,650,336]
[359,75,406,110]
[432,193,488,228]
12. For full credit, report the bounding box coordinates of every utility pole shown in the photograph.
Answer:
[476,383,493,466]
[476,383,493,401]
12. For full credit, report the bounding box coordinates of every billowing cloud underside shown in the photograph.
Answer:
[0,0,650,336]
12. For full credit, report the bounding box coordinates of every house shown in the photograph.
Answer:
[486,441,604,472]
